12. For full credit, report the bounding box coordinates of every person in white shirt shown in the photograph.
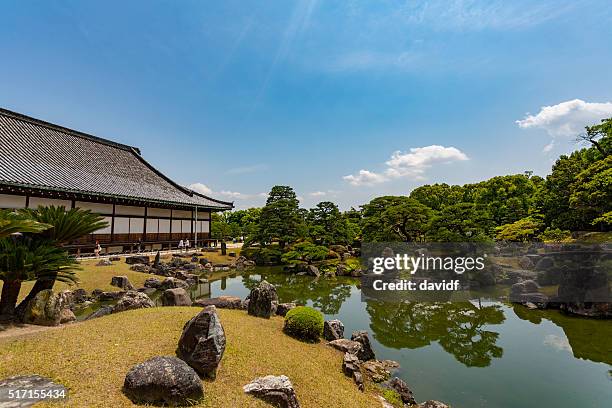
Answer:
[178,239,184,253]
[185,239,190,251]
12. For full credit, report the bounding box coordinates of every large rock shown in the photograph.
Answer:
[361,360,398,383]
[126,255,150,265]
[511,279,540,295]
[176,306,225,379]
[351,330,376,361]
[97,291,126,301]
[535,257,554,271]
[518,256,534,270]
[123,356,203,405]
[323,319,345,341]
[144,277,161,289]
[111,276,134,291]
[22,289,73,326]
[389,377,416,405]
[129,263,151,273]
[159,277,189,291]
[96,259,112,266]
[112,291,155,313]
[342,352,360,377]
[161,288,193,306]
[243,375,300,408]
[194,296,242,309]
[59,308,76,324]
[247,281,279,318]
[276,303,297,317]
[328,339,363,355]
[0,375,67,405]
[306,265,320,277]
[85,305,113,320]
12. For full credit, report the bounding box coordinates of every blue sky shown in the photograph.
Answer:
[1,0,612,209]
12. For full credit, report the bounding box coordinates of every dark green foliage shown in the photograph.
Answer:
[307,201,351,245]
[427,203,493,242]
[0,210,51,239]
[239,246,283,265]
[281,242,329,265]
[256,186,304,248]
[361,196,432,242]
[283,306,324,342]
[19,206,108,245]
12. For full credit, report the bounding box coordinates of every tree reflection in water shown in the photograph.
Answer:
[240,272,354,315]
[366,301,505,367]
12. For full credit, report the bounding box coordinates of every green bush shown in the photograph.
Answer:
[283,306,324,342]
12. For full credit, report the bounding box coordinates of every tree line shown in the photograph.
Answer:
[213,118,611,246]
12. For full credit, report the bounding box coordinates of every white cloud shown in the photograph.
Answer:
[343,169,390,186]
[188,183,213,195]
[188,183,266,201]
[343,145,469,186]
[309,191,327,197]
[517,99,612,138]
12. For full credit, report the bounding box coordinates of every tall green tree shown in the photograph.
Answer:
[307,201,349,245]
[569,156,612,229]
[427,202,493,242]
[361,196,433,242]
[256,186,304,248]
[410,183,466,211]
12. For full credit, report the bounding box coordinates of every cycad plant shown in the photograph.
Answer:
[0,236,78,317]
[0,209,51,239]
[13,206,107,317]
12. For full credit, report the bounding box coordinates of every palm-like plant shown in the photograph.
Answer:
[0,237,78,318]
[0,209,51,239]
[19,206,108,245]
[14,206,107,317]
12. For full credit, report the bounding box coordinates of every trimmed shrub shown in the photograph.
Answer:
[283,306,324,342]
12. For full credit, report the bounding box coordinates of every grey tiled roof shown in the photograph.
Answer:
[0,108,233,210]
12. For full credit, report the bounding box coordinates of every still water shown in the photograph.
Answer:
[192,267,611,408]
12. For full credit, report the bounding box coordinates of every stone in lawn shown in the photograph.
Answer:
[129,263,151,273]
[111,276,135,291]
[351,330,376,361]
[176,306,225,379]
[144,277,161,289]
[85,305,113,320]
[0,375,67,405]
[22,289,73,326]
[323,319,344,341]
[96,259,112,266]
[243,375,300,408]
[247,280,278,318]
[112,291,154,313]
[123,356,203,405]
[125,255,150,265]
[194,296,243,309]
[159,277,189,291]
[161,288,193,306]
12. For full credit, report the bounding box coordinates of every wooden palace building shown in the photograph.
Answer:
[0,108,233,254]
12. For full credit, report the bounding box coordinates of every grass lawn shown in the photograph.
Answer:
[0,250,240,302]
[0,307,382,407]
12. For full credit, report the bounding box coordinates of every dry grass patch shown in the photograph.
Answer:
[0,307,381,407]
